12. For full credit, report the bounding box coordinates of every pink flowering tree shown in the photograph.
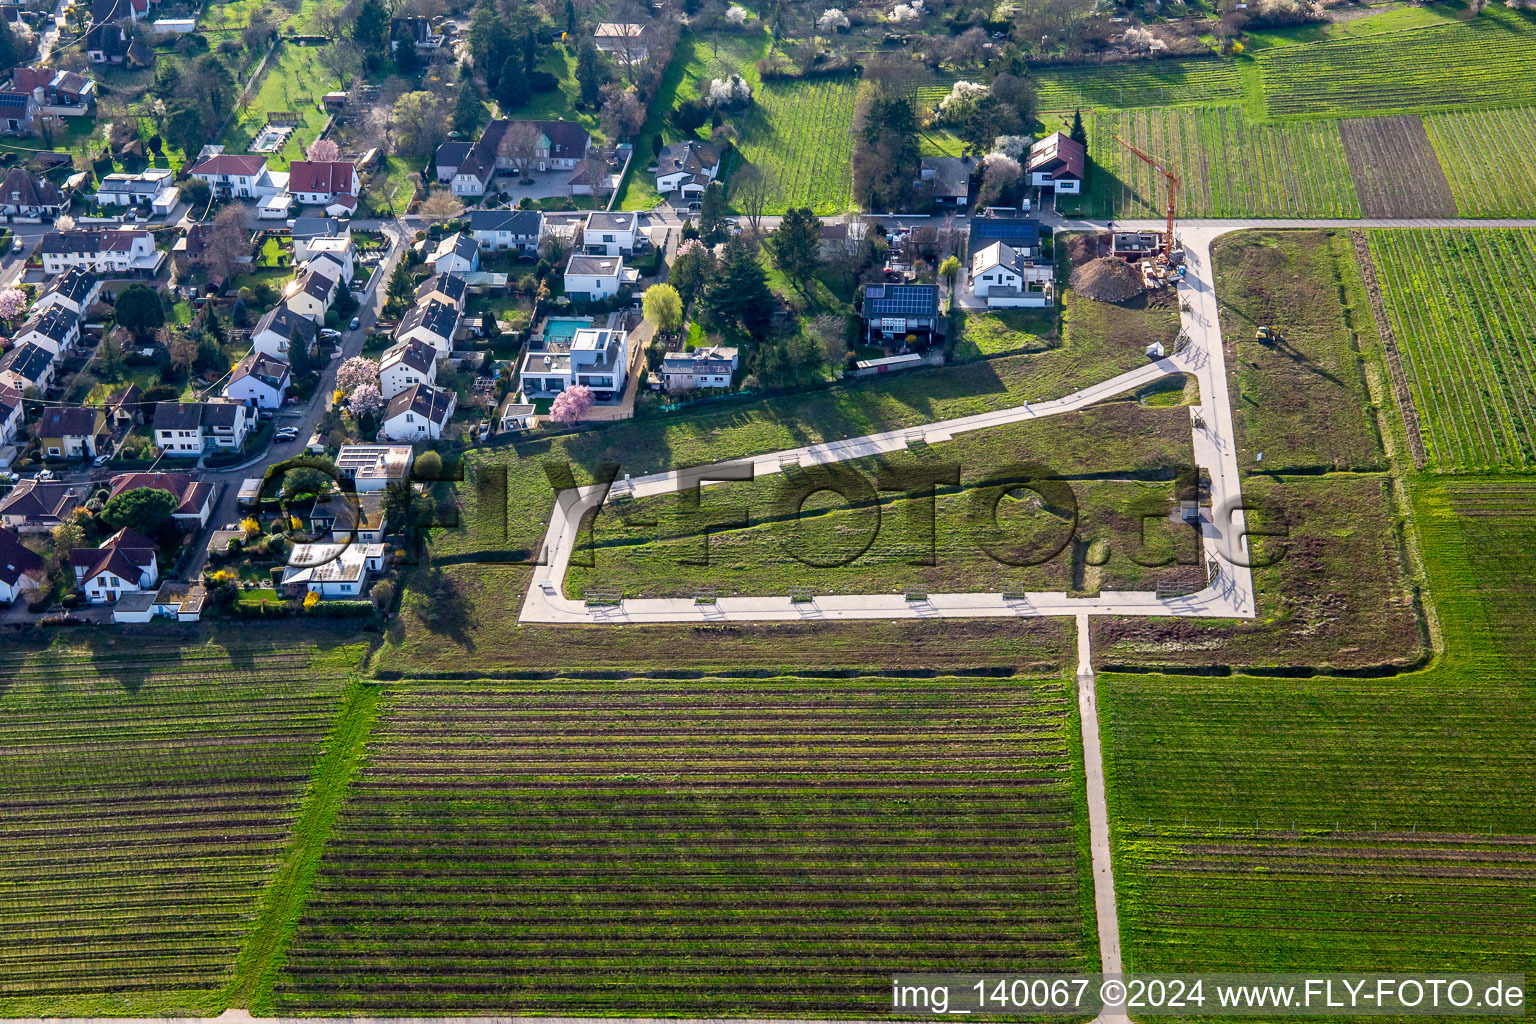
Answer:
[348,382,384,417]
[307,138,341,163]
[0,288,26,325]
[337,356,379,393]
[549,385,595,425]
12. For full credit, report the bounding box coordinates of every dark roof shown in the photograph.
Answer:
[0,480,79,520]
[468,208,542,235]
[90,0,131,25]
[254,304,318,346]
[434,140,474,173]
[567,253,622,277]
[656,139,720,179]
[968,215,1041,253]
[1027,131,1085,180]
[297,267,337,302]
[20,305,77,343]
[39,406,103,438]
[37,229,150,255]
[0,528,44,587]
[70,526,156,585]
[395,298,458,341]
[391,15,431,42]
[477,118,590,163]
[201,401,244,428]
[0,91,32,112]
[381,338,436,375]
[863,283,939,318]
[188,153,268,177]
[385,383,455,425]
[43,267,98,306]
[0,343,52,382]
[231,351,290,389]
[0,166,64,209]
[290,217,344,240]
[153,402,204,431]
[413,272,467,306]
[921,156,974,199]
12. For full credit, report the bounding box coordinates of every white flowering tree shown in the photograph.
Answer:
[0,288,26,325]
[890,0,923,22]
[337,356,380,393]
[705,74,753,108]
[937,80,987,121]
[818,7,850,31]
[725,4,750,24]
[348,382,385,417]
[992,134,1033,160]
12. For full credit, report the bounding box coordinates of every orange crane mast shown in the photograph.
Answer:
[1113,134,1180,260]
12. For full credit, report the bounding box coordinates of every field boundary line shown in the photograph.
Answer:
[223,677,383,1012]
[1350,230,1427,468]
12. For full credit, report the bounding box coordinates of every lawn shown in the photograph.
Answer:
[0,637,366,1016]
[500,44,601,137]
[1367,228,1536,472]
[1097,474,1536,976]
[566,402,1199,601]
[1211,230,1384,472]
[272,675,1096,1013]
[952,309,1058,361]
[219,42,339,170]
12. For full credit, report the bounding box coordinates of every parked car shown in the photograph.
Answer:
[349,316,361,330]
[319,328,342,340]
[274,427,299,442]
[11,237,23,253]
[91,454,109,467]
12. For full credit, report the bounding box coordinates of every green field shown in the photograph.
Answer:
[1425,107,1536,217]
[219,42,339,170]
[566,403,1199,601]
[1211,230,1383,472]
[1029,57,1242,113]
[273,676,1096,1013]
[1089,108,1361,219]
[1367,228,1536,471]
[1099,474,1536,975]
[1256,6,1536,117]
[0,640,363,1015]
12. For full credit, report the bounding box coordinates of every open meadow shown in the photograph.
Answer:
[272,676,1095,1014]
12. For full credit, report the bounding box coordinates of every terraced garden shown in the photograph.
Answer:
[1426,107,1536,217]
[1098,474,1536,975]
[1088,108,1360,219]
[1366,228,1536,471]
[273,677,1095,1013]
[0,641,361,1015]
[1256,7,1536,117]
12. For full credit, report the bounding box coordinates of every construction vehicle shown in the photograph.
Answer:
[1255,326,1283,344]
[1113,135,1186,285]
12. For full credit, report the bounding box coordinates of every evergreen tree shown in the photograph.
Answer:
[705,236,774,338]
[698,181,729,244]
[353,0,390,53]
[575,39,605,107]
[453,81,485,135]
[564,0,577,34]
[495,54,529,110]
[1070,108,1087,147]
[394,36,422,75]
[767,207,822,292]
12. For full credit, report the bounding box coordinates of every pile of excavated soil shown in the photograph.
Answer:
[1070,256,1145,303]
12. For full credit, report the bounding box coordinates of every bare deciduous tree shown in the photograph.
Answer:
[418,188,465,218]
[731,163,773,236]
[198,205,253,283]
[498,120,543,178]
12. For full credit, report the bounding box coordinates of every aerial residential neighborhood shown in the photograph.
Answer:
[0,0,1531,1014]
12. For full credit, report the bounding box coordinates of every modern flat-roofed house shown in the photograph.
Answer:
[378,339,437,399]
[469,209,543,251]
[0,165,66,218]
[0,343,54,393]
[970,240,1053,307]
[0,479,83,532]
[152,400,250,455]
[34,268,100,317]
[223,351,291,409]
[519,325,628,400]
[660,345,737,391]
[96,167,175,206]
[654,140,720,198]
[334,444,413,492]
[861,283,940,347]
[251,304,318,361]
[282,541,386,598]
[303,236,355,281]
[412,272,467,313]
[582,211,636,256]
[1026,132,1085,194]
[14,305,80,356]
[392,298,459,357]
[70,526,158,603]
[187,153,271,199]
[286,160,360,207]
[39,405,108,459]
[37,229,162,276]
[0,528,46,602]
[107,471,215,527]
[564,253,635,300]
[381,383,456,441]
[290,217,349,261]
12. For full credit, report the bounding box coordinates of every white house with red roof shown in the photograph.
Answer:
[286,161,360,207]
[1026,132,1085,195]
[187,153,285,200]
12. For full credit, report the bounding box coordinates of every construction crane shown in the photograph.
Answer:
[1114,134,1180,262]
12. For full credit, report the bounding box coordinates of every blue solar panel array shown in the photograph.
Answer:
[969,217,1041,252]
[864,284,939,317]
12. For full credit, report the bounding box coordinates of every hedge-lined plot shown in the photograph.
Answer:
[1090,108,1360,219]
[1257,9,1536,117]
[1426,107,1536,217]
[1367,228,1536,471]
[1030,58,1241,112]
[0,649,352,1014]
[274,677,1094,1013]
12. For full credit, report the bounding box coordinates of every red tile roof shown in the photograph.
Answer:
[287,161,356,196]
[188,154,268,177]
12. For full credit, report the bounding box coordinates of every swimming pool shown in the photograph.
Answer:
[540,317,592,348]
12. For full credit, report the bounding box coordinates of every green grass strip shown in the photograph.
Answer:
[222,675,382,1012]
